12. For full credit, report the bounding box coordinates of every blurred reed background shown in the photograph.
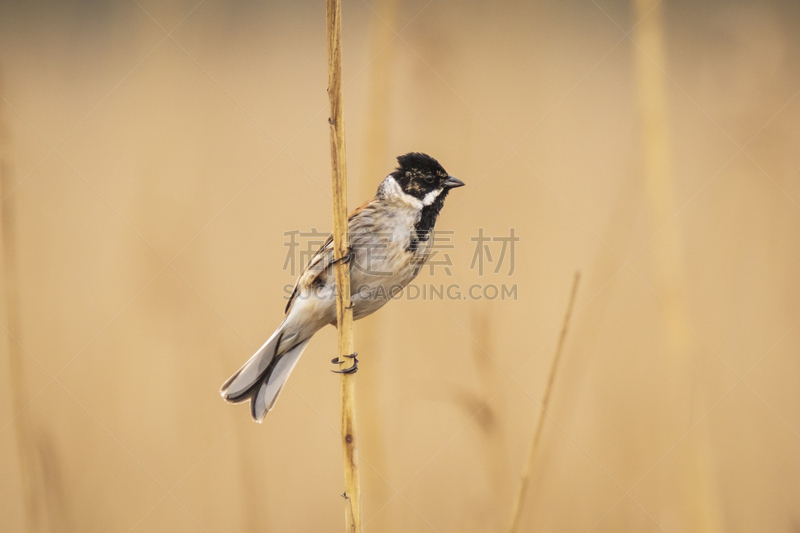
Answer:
[1,0,800,532]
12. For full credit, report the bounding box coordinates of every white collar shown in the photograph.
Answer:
[378,176,423,210]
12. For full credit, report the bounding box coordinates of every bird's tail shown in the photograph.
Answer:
[220,324,311,422]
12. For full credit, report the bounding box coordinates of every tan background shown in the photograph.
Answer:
[1,0,800,531]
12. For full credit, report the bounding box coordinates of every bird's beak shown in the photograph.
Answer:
[443,175,465,189]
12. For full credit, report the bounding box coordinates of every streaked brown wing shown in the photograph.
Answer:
[284,199,375,315]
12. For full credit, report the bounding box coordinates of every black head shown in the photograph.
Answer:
[392,152,464,201]
[388,152,464,239]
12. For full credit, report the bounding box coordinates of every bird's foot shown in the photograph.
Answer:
[331,352,359,374]
[331,245,354,266]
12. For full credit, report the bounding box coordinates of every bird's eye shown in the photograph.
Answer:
[424,175,434,183]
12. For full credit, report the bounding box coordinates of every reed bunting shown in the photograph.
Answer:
[220,152,464,421]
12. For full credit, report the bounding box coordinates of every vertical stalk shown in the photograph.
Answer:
[326,1,361,531]
[507,272,581,533]
[0,68,36,533]
[632,1,721,529]
[358,0,399,487]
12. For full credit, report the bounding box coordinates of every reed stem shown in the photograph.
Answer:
[632,1,721,529]
[326,0,361,531]
[507,272,581,533]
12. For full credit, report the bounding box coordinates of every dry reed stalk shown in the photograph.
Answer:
[471,311,507,526]
[326,0,361,531]
[633,1,721,529]
[507,272,581,533]
[633,0,687,330]
[357,0,399,490]
[1,69,37,533]
[361,0,398,189]
[2,70,74,533]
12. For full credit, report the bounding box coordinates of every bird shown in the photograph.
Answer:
[220,152,465,422]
